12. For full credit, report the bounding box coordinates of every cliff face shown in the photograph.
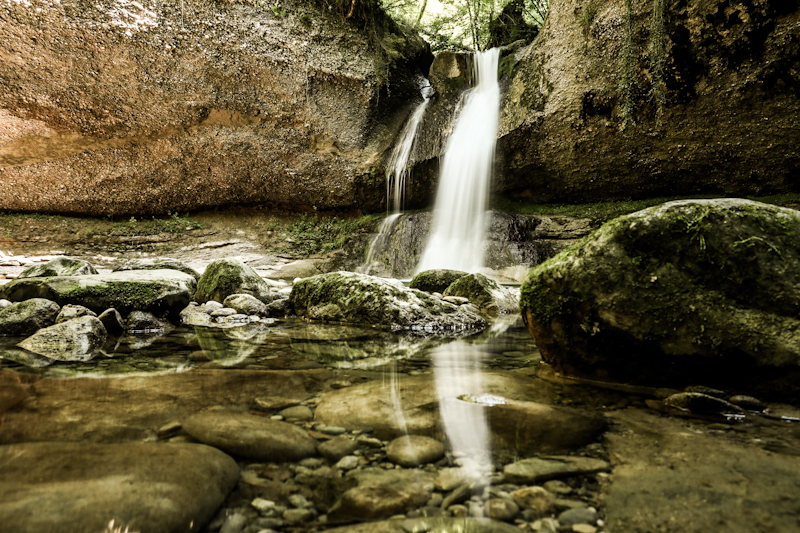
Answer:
[496,0,800,202]
[0,0,431,215]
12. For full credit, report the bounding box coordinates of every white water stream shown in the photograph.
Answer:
[386,97,431,213]
[416,48,501,273]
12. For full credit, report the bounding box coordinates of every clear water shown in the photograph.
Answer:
[417,49,501,273]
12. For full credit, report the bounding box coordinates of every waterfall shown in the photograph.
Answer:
[386,96,431,213]
[416,49,501,273]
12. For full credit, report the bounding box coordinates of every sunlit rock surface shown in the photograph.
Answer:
[0,0,432,215]
[443,273,519,317]
[291,272,486,332]
[113,257,201,280]
[0,269,197,319]
[521,199,800,400]
[18,315,107,361]
[409,269,468,294]
[0,442,239,533]
[195,258,274,305]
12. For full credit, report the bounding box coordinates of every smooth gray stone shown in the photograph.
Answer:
[503,456,610,484]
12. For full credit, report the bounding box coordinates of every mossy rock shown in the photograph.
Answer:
[18,257,97,278]
[409,269,468,294]
[194,259,273,305]
[18,315,107,361]
[0,270,197,321]
[290,271,486,332]
[519,199,800,401]
[0,298,60,336]
[113,258,200,280]
[443,273,519,318]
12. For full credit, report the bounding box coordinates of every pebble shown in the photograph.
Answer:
[558,507,598,526]
[278,405,313,420]
[317,425,347,435]
[318,435,358,461]
[572,524,597,533]
[543,479,572,495]
[386,435,445,467]
[512,486,556,514]
[484,498,519,521]
[251,498,276,513]
[504,456,611,484]
[334,455,360,470]
[219,512,248,533]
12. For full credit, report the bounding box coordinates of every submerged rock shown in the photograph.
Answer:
[385,435,445,467]
[443,273,519,317]
[0,298,60,336]
[503,456,611,484]
[290,271,486,332]
[125,310,174,333]
[409,269,468,293]
[18,315,107,361]
[195,259,274,305]
[327,468,435,522]
[325,517,521,533]
[113,257,201,280]
[17,257,97,278]
[520,199,800,400]
[0,442,239,533]
[0,270,197,320]
[182,410,317,462]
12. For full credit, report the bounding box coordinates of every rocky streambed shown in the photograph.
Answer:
[2,202,800,533]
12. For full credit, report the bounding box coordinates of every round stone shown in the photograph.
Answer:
[484,498,519,522]
[386,435,445,467]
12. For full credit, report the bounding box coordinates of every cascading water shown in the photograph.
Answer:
[416,49,501,273]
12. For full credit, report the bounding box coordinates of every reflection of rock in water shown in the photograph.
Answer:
[195,323,272,366]
[0,346,54,368]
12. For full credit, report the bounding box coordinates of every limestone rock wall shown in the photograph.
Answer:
[496,0,800,202]
[0,0,431,215]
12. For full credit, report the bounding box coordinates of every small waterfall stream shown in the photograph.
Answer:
[416,49,501,273]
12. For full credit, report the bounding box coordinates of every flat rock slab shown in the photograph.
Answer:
[0,442,239,533]
[503,456,611,484]
[183,410,317,461]
[325,517,521,533]
[605,408,800,533]
[0,368,333,444]
[0,269,197,318]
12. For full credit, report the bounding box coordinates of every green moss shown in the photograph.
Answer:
[64,281,163,311]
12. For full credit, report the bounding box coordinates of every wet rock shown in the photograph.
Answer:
[443,273,519,317]
[728,395,767,411]
[0,299,12,310]
[558,507,598,527]
[267,296,293,317]
[0,270,197,320]
[55,304,97,324]
[436,468,473,492]
[97,308,125,335]
[335,455,360,470]
[180,302,213,326]
[283,508,313,523]
[315,371,547,441]
[663,392,745,416]
[210,307,238,317]
[219,512,248,533]
[318,436,359,462]
[182,410,317,462]
[291,271,486,331]
[125,310,174,333]
[18,257,97,278]
[520,199,800,400]
[0,298,60,336]
[410,269,468,294]
[224,293,269,316]
[195,259,274,305]
[113,258,201,280]
[386,435,445,467]
[327,468,435,521]
[18,315,107,361]
[511,486,556,515]
[0,442,239,533]
[484,498,519,522]
[503,456,610,484]
[279,405,313,421]
[325,517,522,533]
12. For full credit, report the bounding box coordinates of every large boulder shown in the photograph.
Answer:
[0,270,196,320]
[195,259,273,305]
[443,273,519,317]
[494,0,800,203]
[0,0,432,216]
[17,257,98,278]
[520,199,800,400]
[290,271,486,332]
[0,442,239,533]
[18,315,107,361]
[0,298,60,336]
[113,257,201,280]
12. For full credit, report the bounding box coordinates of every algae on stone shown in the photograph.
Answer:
[18,257,98,279]
[195,259,273,305]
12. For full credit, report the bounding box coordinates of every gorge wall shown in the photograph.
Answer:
[0,0,431,215]
[496,0,800,202]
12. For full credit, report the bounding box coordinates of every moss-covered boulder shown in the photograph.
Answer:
[0,298,60,336]
[443,273,519,318]
[195,259,273,305]
[0,270,197,320]
[520,199,800,400]
[222,294,269,317]
[17,315,107,361]
[291,272,486,332]
[113,258,201,280]
[409,269,468,294]
[18,257,97,278]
